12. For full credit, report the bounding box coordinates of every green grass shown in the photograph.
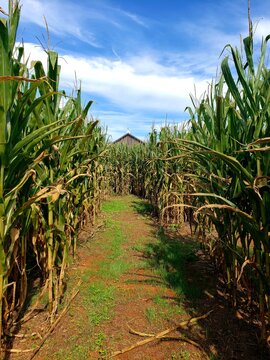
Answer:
[55,344,90,360]
[99,218,125,257]
[208,355,220,360]
[153,294,186,316]
[144,294,186,324]
[80,268,95,282]
[94,332,106,348]
[93,332,109,357]
[102,198,129,213]
[53,333,93,360]
[132,242,145,252]
[96,210,135,279]
[81,282,115,326]
[53,199,128,360]
[54,198,203,359]
[179,350,190,360]
[145,227,201,300]
[170,350,192,360]
[131,200,155,216]
[145,306,158,323]
[98,258,133,279]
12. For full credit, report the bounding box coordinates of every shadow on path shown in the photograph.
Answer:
[132,198,269,360]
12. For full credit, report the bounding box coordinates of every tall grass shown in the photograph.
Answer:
[107,33,270,342]
[0,1,108,339]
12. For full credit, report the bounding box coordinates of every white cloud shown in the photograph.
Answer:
[20,0,101,47]
[253,18,270,41]
[22,42,207,138]
[19,0,148,48]
[118,9,148,28]
[61,57,208,113]
[23,42,209,116]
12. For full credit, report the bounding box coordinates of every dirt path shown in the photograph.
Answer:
[8,196,262,360]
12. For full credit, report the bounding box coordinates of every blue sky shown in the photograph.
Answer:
[13,0,270,140]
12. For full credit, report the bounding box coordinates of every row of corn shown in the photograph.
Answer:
[2,0,270,345]
[0,1,108,339]
[108,33,270,341]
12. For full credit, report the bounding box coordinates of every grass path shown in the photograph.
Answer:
[53,195,207,360]
[10,195,261,360]
[33,195,204,360]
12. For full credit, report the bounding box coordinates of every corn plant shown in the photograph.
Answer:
[0,1,108,339]
[107,33,270,342]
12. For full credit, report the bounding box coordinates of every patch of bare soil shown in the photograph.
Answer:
[5,196,269,360]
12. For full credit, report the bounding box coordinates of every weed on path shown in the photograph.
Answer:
[9,196,262,360]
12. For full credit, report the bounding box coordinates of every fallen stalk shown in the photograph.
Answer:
[1,348,37,353]
[29,281,81,360]
[112,310,213,357]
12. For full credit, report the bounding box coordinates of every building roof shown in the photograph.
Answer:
[113,133,144,145]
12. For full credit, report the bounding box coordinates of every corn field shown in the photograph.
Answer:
[1,0,270,349]
[107,33,270,341]
[0,1,107,340]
